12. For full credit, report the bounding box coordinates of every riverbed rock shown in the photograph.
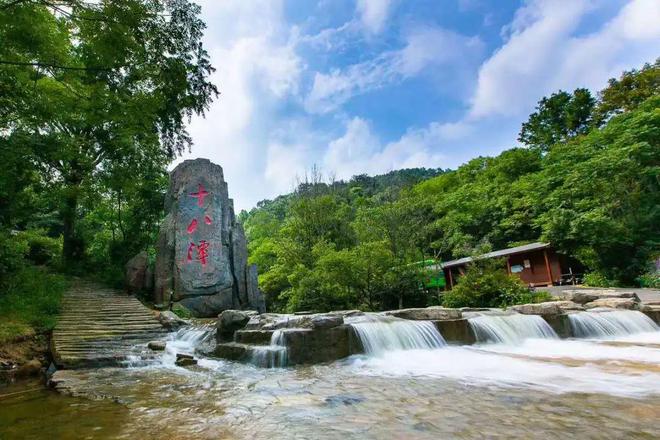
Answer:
[283,326,354,365]
[433,319,475,344]
[640,305,660,324]
[311,315,344,329]
[511,301,563,316]
[561,289,640,305]
[383,307,462,321]
[125,251,148,294]
[175,353,197,367]
[216,309,256,341]
[153,159,266,317]
[584,297,639,310]
[158,311,189,330]
[147,341,167,351]
[16,359,42,378]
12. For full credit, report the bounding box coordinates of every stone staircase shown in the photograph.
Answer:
[51,281,167,369]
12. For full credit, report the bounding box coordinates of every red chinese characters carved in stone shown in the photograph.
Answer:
[190,184,209,207]
[187,240,210,266]
[187,218,198,234]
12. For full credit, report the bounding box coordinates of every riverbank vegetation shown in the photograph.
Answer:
[242,60,659,312]
[0,0,216,345]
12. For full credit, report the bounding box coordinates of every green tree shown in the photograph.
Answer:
[518,88,596,151]
[0,1,217,266]
[595,59,659,124]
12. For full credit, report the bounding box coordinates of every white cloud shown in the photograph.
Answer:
[470,0,660,119]
[178,0,302,210]
[180,0,659,211]
[321,117,475,180]
[356,0,395,34]
[304,26,483,113]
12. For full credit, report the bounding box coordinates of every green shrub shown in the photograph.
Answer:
[0,230,29,279]
[171,303,193,319]
[636,272,660,289]
[442,258,551,308]
[16,230,63,267]
[0,266,67,342]
[583,271,616,288]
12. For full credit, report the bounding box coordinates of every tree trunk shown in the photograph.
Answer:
[62,176,82,267]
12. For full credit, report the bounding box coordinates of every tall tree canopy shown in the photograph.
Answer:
[518,88,596,152]
[0,0,217,264]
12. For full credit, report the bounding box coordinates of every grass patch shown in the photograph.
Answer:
[0,266,68,343]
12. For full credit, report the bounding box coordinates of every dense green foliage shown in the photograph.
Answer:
[242,169,443,312]
[443,258,552,308]
[0,1,216,337]
[0,230,67,342]
[0,0,216,269]
[244,61,659,313]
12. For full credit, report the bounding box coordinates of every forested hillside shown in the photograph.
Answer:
[242,60,660,313]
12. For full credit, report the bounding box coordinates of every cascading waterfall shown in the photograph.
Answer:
[468,314,558,344]
[250,330,288,368]
[161,322,216,366]
[348,315,446,355]
[568,310,659,338]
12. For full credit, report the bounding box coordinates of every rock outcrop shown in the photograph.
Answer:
[153,159,265,317]
[125,251,149,294]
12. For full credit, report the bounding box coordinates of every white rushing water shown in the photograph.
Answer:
[568,310,659,338]
[468,313,558,344]
[348,315,446,355]
[161,323,216,366]
[250,329,288,368]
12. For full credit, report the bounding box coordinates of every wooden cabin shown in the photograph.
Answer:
[442,242,564,289]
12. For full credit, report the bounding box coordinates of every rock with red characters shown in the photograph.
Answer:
[154,158,265,317]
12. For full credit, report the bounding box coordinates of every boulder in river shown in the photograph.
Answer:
[153,159,266,317]
[383,307,462,321]
[216,309,256,341]
[175,353,197,367]
[147,341,167,351]
[158,311,189,330]
[584,297,639,310]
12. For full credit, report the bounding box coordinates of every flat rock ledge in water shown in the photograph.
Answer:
[209,290,660,368]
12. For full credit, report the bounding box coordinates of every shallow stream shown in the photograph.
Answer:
[2,314,660,439]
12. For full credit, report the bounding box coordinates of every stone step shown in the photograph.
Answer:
[53,281,168,369]
[234,329,275,345]
[213,342,252,361]
[56,318,158,325]
[54,322,162,329]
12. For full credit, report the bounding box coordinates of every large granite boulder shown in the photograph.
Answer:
[125,251,149,293]
[216,309,256,341]
[153,159,266,317]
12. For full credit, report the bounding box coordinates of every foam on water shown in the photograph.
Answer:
[161,323,216,367]
[348,340,660,397]
[468,313,558,344]
[568,310,658,338]
[348,314,446,355]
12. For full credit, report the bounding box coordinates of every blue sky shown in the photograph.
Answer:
[178,0,660,210]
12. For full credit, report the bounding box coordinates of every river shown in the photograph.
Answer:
[2,312,659,439]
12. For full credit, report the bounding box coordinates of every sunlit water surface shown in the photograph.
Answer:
[2,322,660,439]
